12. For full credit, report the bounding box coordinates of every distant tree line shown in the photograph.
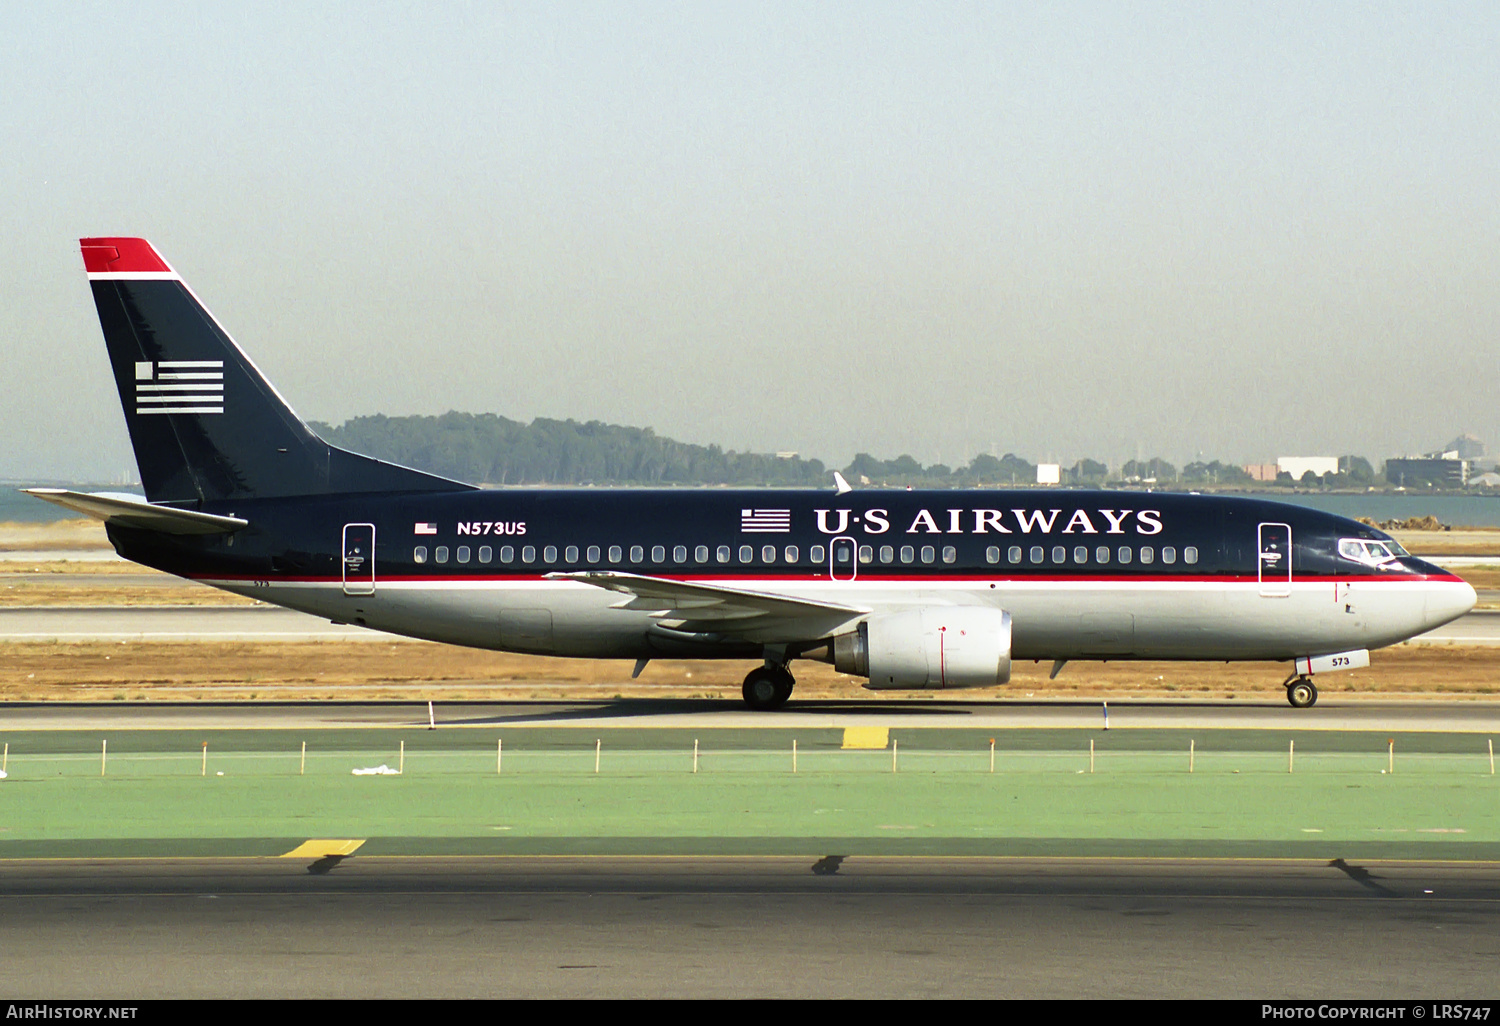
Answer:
[307,412,1428,490]
[310,413,828,486]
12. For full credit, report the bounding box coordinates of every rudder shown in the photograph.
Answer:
[81,238,469,503]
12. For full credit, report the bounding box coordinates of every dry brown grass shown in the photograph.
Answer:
[0,582,258,607]
[0,520,111,551]
[2,639,1496,703]
[1389,529,1500,556]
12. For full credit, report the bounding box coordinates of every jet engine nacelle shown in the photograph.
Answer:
[832,606,1012,690]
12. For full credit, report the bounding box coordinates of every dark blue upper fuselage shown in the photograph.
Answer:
[105,488,1453,584]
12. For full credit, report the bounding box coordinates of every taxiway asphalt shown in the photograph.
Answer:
[0,856,1496,998]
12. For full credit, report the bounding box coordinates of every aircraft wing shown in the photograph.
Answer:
[545,570,867,643]
[24,488,248,536]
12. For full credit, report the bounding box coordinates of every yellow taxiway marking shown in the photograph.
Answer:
[281,839,365,858]
[841,727,889,750]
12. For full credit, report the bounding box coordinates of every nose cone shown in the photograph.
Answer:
[1424,577,1477,630]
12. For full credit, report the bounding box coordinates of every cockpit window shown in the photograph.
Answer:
[1338,538,1400,567]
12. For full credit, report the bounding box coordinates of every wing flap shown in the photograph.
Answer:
[546,570,867,642]
[23,488,248,536]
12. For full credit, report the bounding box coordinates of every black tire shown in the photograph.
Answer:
[1287,679,1318,709]
[743,667,792,711]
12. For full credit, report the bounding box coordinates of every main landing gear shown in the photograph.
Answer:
[742,664,795,711]
[1284,675,1318,709]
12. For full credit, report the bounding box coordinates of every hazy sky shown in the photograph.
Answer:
[3,2,1497,481]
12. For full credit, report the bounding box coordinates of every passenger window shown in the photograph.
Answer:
[413,546,427,564]
[1052,545,1066,563]
[1074,546,1088,563]
[739,545,753,562]
[810,545,826,563]
[673,545,687,563]
[587,545,600,563]
[717,545,731,563]
[1184,546,1198,565]
[500,545,514,563]
[696,545,709,563]
[880,545,894,563]
[942,545,956,564]
[1117,546,1131,564]
[564,545,578,563]
[479,545,492,563]
[900,545,915,564]
[544,545,558,563]
[1096,546,1109,564]
[765,545,779,563]
[1139,547,1153,564]
[784,545,799,562]
[1008,545,1022,563]
[858,545,873,564]
[651,545,665,563]
[608,545,622,563]
[921,545,935,564]
[457,545,471,563]
[1162,546,1177,564]
[1030,546,1044,563]
[436,546,450,563]
[986,546,1000,564]
[630,545,644,563]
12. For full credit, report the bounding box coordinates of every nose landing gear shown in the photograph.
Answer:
[1284,675,1318,709]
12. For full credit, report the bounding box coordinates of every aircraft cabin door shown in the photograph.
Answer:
[1257,522,1291,598]
[342,523,376,596]
[829,536,858,582]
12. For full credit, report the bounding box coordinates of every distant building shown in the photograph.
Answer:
[1243,463,1279,483]
[1036,463,1061,485]
[1471,472,1500,489]
[1385,457,1468,489]
[1277,457,1338,480]
[1445,434,1486,460]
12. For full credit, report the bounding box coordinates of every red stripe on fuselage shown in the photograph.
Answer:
[187,571,1467,585]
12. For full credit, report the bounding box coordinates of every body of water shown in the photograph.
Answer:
[1240,492,1500,528]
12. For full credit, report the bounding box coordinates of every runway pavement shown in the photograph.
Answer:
[0,856,1495,998]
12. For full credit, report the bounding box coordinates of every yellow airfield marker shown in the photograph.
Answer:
[842,727,889,750]
[281,839,365,858]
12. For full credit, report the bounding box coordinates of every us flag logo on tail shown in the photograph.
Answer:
[134,360,224,415]
[741,508,791,533]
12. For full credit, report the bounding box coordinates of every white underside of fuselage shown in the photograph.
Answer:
[199,575,1476,668]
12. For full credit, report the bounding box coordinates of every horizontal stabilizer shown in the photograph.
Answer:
[23,488,248,535]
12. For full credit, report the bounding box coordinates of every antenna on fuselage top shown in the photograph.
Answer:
[832,471,853,495]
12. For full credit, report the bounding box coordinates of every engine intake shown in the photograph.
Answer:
[830,607,1012,689]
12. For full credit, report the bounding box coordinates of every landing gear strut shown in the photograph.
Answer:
[742,665,794,711]
[1285,675,1318,709]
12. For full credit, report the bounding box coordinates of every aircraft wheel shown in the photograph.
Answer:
[1287,678,1318,709]
[773,668,795,705]
[743,667,793,711]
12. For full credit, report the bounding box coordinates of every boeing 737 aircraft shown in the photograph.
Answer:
[29,237,1476,709]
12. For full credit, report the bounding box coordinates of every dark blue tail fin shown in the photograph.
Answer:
[81,238,472,504]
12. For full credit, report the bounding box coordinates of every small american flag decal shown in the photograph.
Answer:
[414,522,437,535]
[740,509,791,533]
[134,360,224,415]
